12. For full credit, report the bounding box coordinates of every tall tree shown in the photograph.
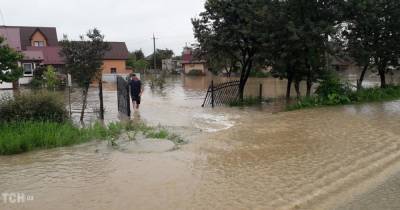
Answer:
[193,0,272,100]
[127,49,149,72]
[60,28,109,121]
[270,0,342,98]
[147,48,174,69]
[0,36,23,88]
[343,0,400,88]
[134,49,145,60]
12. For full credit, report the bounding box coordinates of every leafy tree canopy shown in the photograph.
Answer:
[0,36,23,83]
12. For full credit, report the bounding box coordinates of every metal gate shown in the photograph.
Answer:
[117,76,131,116]
[202,80,241,107]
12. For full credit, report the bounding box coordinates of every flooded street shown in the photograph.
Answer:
[1,75,400,209]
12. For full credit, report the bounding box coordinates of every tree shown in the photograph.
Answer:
[43,65,58,91]
[127,49,149,73]
[134,49,145,60]
[0,36,23,88]
[269,0,342,98]
[60,28,109,121]
[147,48,174,69]
[126,49,146,68]
[134,59,149,72]
[193,0,272,100]
[343,0,400,88]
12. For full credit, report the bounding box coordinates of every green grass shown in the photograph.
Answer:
[0,121,186,155]
[287,85,400,111]
[146,129,169,139]
[0,121,121,155]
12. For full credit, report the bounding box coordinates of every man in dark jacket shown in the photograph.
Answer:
[129,74,143,110]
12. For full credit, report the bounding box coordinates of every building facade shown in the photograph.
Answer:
[181,47,207,76]
[0,26,63,87]
[0,26,131,88]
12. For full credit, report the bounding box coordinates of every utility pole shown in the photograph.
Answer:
[152,33,157,70]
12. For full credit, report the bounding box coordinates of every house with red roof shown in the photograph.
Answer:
[181,46,208,76]
[0,26,63,85]
[0,25,131,88]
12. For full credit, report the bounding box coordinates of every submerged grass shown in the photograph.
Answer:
[287,85,400,111]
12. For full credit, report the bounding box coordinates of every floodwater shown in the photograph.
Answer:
[1,74,400,210]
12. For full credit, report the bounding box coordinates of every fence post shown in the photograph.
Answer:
[117,77,120,111]
[211,80,215,108]
[126,80,131,117]
[259,83,263,101]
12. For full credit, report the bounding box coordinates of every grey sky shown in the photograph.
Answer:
[0,0,206,56]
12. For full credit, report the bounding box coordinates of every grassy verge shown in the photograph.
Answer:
[0,121,184,155]
[287,85,400,111]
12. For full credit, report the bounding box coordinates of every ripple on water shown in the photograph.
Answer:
[192,113,237,132]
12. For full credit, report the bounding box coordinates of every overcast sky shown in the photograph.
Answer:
[0,0,206,56]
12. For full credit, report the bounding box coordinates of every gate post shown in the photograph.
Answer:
[211,80,215,108]
[259,83,263,101]
[126,80,131,117]
[117,77,120,111]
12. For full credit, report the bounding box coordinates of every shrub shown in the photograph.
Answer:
[0,91,68,123]
[30,78,44,89]
[315,76,352,99]
[43,65,58,90]
[288,84,400,111]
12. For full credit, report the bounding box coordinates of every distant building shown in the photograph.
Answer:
[181,47,207,76]
[0,26,64,87]
[330,56,359,72]
[162,58,182,73]
[101,42,130,75]
[0,25,131,88]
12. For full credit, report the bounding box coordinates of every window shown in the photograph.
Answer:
[33,41,45,47]
[110,68,117,74]
[23,63,33,76]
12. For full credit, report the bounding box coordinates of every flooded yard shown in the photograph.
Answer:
[1,75,400,209]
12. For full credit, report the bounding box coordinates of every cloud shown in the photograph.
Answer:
[0,0,205,55]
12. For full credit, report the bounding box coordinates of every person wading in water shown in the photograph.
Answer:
[129,74,143,110]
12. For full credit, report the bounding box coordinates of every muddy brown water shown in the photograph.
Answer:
[1,74,400,210]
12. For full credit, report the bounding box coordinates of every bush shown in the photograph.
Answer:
[30,78,44,89]
[315,76,352,99]
[43,65,58,90]
[288,84,400,111]
[0,91,68,123]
